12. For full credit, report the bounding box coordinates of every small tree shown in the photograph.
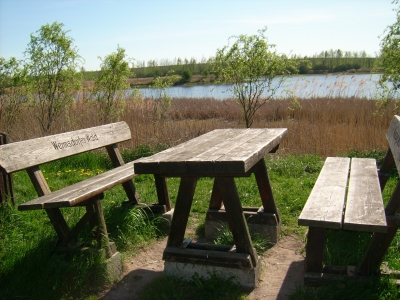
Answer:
[24,22,82,135]
[151,70,180,121]
[0,57,27,135]
[212,27,297,128]
[376,0,400,109]
[91,46,132,123]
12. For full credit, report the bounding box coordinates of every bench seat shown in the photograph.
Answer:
[298,157,387,233]
[18,162,137,211]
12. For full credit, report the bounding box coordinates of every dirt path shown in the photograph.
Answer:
[100,235,304,300]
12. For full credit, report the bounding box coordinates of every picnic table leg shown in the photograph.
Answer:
[254,158,280,220]
[217,177,258,267]
[305,227,326,273]
[154,174,172,211]
[209,177,223,209]
[166,177,197,248]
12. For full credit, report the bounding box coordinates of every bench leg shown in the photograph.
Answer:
[60,208,96,248]
[358,228,397,275]
[106,144,140,205]
[45,208,72,244]
[93,198,113,258]
[305,227,327,273]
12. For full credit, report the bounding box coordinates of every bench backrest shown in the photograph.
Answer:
[0,122,131,173]
[386,115,400,173]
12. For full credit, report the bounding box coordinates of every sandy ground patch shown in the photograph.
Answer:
[99,235,304,300]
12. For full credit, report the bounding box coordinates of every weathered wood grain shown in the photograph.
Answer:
[134,128,288,175]
[167,177,198,248]
[298,157,350,229]
[218,177,258,266]
[304,227,327,272]
[0,122,131,173]
[344,158,387,232]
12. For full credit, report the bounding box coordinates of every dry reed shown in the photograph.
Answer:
[6,96,398,157]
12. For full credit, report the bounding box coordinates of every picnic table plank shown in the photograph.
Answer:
[134,128,288,175]
[215,128,287,173]
[298,157,350,229]
[184,129,265,175]
[344,158,387,232]
[133,129,239,174]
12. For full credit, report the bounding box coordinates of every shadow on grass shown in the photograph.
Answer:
[0,237,108,300]
[137,272,249,300]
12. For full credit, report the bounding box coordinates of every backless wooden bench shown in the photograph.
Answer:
[298,115,400,284]
[0,122,140,258]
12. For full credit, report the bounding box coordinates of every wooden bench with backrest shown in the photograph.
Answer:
[298,114,400,284]
[0,122,140,258]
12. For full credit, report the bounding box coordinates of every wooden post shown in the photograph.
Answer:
[166,177,197,248]
[154,174,172,211]
[254,158,279,220]
[305,227,327,272]
[217,177,258,267]
[209,178,223,209]
[0,133,15,206]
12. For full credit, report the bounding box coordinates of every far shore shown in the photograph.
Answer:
[82,68,380,89]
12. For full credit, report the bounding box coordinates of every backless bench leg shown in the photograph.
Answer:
[305,227,327,273]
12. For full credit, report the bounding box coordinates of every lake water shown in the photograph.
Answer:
[136,73,384,100]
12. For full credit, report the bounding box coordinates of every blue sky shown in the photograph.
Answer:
[0,0,396,71]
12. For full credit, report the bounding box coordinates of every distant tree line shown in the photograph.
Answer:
[293,49,378,74]
[82,49,379,80]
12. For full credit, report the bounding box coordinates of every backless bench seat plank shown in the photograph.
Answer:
[298,157,350,229]
[344,158,386,232]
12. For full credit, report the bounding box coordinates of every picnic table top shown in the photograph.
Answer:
[133,128,287,176]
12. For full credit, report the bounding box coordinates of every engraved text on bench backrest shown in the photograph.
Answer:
[0,122,131,173]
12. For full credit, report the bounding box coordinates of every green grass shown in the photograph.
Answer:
[1,149,400,299]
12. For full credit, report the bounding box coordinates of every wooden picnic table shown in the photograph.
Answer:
[134,128,287,270]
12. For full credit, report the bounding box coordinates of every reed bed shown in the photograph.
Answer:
[6,96,398,157]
